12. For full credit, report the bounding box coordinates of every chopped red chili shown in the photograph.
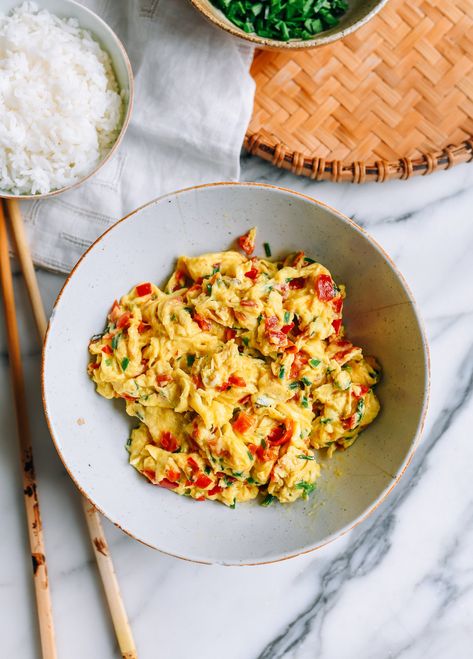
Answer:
[194,474,212,489]
[160,431,179,453]
[136,282,152,297]
[315,274,335,301]
[101,344,113,355]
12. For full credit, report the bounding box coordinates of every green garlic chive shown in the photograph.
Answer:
[264,242,272,257]
[261,493,276,507]
[187,354,195,367]
[301,396,309,408]
[284,311,290,323]
[298,455,316,461]
[111,333,121,350]
[279,366,285,379]
[309,359,321,368]
[301,377,312,387]
[121,357,129,371]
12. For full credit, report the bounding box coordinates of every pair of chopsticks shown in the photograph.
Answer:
[0,200,137,659]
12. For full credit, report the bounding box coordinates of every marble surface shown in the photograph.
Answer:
[1,155,473,659]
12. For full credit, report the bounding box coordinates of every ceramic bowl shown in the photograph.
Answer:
[42,183,429,565]
[188,0,389,50]
[0,0,133,199]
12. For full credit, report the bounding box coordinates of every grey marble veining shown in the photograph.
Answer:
[1,155,473,658]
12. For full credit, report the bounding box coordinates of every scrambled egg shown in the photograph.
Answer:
[88,230,381,507]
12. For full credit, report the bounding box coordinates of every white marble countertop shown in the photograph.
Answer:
[1,156,473,659]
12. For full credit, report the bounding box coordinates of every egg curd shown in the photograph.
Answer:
[88,231,381,507]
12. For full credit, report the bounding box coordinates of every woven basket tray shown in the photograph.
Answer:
[244,0,473,183]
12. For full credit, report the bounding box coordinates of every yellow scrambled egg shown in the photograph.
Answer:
[88,230,381,507]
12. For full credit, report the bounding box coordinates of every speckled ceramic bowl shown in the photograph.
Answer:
[0,0,133,199]
[42,183,429,565]
[188,0,389,50]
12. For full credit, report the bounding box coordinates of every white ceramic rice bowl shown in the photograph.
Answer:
[42,183,429,565]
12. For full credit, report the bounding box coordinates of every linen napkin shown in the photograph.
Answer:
[19,0,255,274]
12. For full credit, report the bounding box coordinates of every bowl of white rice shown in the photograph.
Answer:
[0,0,133,198]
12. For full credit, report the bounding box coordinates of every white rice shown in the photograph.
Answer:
[0,2,124,195]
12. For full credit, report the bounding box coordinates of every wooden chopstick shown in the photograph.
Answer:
[0,202,57,659]
[5,199,138,659]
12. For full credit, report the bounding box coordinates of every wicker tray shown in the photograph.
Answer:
[244,0,473,182]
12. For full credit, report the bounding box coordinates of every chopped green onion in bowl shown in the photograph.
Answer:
[210,0,349,42]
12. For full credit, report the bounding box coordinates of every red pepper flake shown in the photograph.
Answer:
[90,361,100,370]
[228,374,246,387]
[195,496,206,501]
[290,351,309,379]
[187,456,200,472]
[237,229,255,256]
[109,300,121,322]
[281,323,294,334]
[192,374,204,390]
[232,411,254,435]
[101,344,113,355]
[143,469,156,483]
[166,469,181,483]
[116,312,131,330]
[315,274,335,301]
[332,318,342,334]
[138,322,150,333]
[156,374,172,386]
[194,474,212,489]
[225,328,237,341]
[285,344,298,354]
[238,393,252,405]
[241,299,257,307]
[208,485,223,496]
[121,394,137,402]
[136,282,152,297]
[158,478,179,490]
[332,296,343,314]
[160,431,179,453]
[216,381,231,392]
[187,283,201,295]
[353,384,369,399]
[267,419,295,446]
[193,313,211,331]
[247,443,257,455]
[288,277,306,290]
[245,266,259,280]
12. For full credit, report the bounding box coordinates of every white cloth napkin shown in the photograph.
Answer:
[19,0,255,273]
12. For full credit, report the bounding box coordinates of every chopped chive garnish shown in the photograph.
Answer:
[320,418,332,425]
[296,481,316,497]
[242,337,249,347]
[184,306,193,313]
[261,493,276,507]
[301,377,312,387]
[289,381,300,390]
[247,450,254,460]
[301,396,309,408]
[298,454,316,461]
[247,477,255,484]
[121,357,129,371]
[284,311,291,323]
[206,283,212,295]
[111,333,121,350]
[304,257,316,264]
[105,358,112,366]
[309,358,321,368]
[279,366,285,379]
[187,354,195,367]
[230,499,236,509]
[204,465,211,474]
[264,242,272,257]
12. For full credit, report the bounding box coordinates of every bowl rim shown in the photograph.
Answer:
[0,0,134,201]
[41,181,431,566]
[188,0,390,50]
